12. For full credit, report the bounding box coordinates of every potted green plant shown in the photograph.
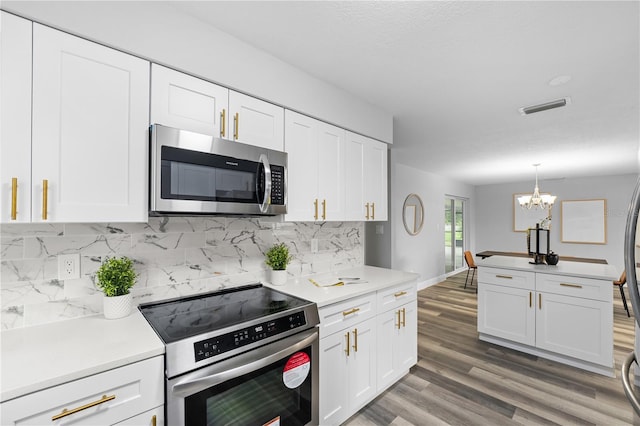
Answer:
[265,242,292,285]
[96,256,137,319]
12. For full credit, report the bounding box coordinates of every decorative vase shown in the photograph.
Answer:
[546,252,560,265]
[270,269,288,286]
[103,293,132,319]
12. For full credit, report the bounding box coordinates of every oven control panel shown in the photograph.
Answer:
[194,311,307,362]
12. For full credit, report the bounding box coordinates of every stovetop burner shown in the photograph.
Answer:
[139,284,312,343]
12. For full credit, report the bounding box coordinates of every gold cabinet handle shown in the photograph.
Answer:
[322,199,326,220]
[152,414,157,426]
[42,179,48,220]
[496,275,513,279]
[233,112,239,140]
[51,394,115,421]
[529,291,532,308]
[560,283,583,289]
[371,202,375,220]
[220,109,226,138]
[394,291,407,298]
[353,328,358,352]
[365,202,370,220]
[396,309,401,329]
[342,307,360,316]
[345,332,350,356]
[314,199,318,220]
[538,293,542,310]
[11,177,17,220]
[401,308,406,327]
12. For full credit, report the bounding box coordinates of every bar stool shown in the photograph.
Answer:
[613,271,630,317]
[463,251,477,291]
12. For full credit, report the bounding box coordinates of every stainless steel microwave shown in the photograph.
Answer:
[150,124,287,216]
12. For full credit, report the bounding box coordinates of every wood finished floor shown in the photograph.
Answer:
[343,272,638,426]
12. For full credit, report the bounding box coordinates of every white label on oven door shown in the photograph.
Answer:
[282,352,310,389]
[263,416,281,426]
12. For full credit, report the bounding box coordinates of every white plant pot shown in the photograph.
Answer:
[270,269,288,286]
[103,293,132,320]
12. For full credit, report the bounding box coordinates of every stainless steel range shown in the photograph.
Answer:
[139,284,320,426]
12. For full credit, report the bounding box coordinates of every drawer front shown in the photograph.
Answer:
[0,356,163,425]
[318,293,376,338]
[478,267,535,290]
[377,282,417,313]
[536,273,612,302]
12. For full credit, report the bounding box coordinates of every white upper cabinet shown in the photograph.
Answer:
[150,67,284,151]
[150,64,229,138]
[345,131,388,221]
[31,24,150,222]
[229,91,284,151]
[285,110,344,222]
[1,12,32,223]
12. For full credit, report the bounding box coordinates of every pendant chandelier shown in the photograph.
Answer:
[518,164,556,210]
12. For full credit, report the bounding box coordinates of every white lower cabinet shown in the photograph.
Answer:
[114,406,164,426]
[0,356,163,425]
[376,300,417,391]
[318,280,418,425]
[319,317,376,426]
[536,289,613,366]
[477,283,535,346]
[477,266,614,375]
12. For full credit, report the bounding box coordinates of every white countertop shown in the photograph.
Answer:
[0,265,418,403]
[0,310,164,402]
[477,255,619,281]
[264,265,420,307]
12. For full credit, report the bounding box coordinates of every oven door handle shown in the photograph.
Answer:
[257,153,272,214]
[171,328,317,397]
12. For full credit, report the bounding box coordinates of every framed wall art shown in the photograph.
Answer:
[561,199,607,244]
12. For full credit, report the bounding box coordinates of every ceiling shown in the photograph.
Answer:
[167,1,639,185]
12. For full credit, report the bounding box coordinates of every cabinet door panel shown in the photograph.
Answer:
[151,64,228,137]
[344,133,366,221]
[284,111,318,221]
[377,301,417,392]
[32,24,149,222]
[397,300,418,372]
[364,140,387,221]
[319,332,349,426]
[316,122,345,220]
[477,283,535,346]
[347,318,377,413]
[536,292,613,366]
[229,91,284,151]
[1,12,32,223]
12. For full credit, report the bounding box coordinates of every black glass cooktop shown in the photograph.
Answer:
[138,284,312,344]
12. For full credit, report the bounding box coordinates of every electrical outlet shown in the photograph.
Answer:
[311,239,318,253]
[58,253,80,280]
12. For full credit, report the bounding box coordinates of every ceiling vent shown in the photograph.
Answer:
[519,97,571,115]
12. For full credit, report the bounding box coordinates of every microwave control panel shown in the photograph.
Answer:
[271,165,285,205]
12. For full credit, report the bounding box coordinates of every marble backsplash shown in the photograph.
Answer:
[0,217,364,330]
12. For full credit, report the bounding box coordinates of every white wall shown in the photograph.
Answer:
[475,174,638,272]
[2,1,393,143]
[390,157,476,288]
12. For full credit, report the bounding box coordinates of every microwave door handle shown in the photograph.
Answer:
[258,153,272,213]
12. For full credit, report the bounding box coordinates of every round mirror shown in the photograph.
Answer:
[403,193,424,235]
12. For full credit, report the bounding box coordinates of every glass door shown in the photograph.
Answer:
[445,197,465,273]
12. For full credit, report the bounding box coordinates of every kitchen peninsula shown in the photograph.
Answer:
[477,255,619,377]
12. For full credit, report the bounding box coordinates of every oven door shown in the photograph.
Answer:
[167,328,318,426]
